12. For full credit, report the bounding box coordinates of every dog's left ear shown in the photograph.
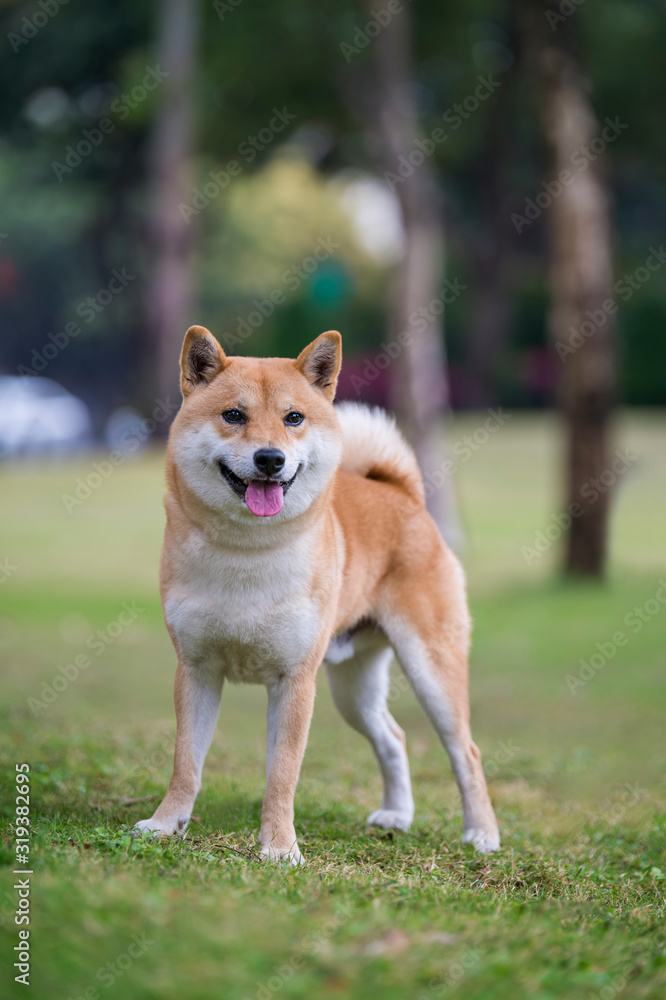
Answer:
[180,326,228,397]
[295,331,342,401]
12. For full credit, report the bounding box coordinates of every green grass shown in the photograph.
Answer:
[1,410,665,999]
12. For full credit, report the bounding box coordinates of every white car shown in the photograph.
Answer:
[0,376,92,457]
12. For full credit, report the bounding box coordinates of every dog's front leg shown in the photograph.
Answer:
[134,659,223,837]
[260,669,317,865]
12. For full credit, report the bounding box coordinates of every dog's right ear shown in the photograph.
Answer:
[296,331,342,402]
[180,326,228,397]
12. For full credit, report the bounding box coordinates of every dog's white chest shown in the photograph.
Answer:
[163,532,324,684]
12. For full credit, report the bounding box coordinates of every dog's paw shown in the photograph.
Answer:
[462,825,500,853]
[367,808,413,832]
[132,814,190,838]
[259,842,303,866]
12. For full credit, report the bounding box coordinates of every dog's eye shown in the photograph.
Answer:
[222,409,246,424]
[284,411,304,426]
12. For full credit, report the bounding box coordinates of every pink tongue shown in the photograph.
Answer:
[245,480,284,517]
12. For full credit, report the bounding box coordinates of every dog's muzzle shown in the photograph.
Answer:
[218,462,300,517]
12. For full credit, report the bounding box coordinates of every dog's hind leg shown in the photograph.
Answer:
[325,636,414,831]
[380,571,499,853]
[134,659,223,837]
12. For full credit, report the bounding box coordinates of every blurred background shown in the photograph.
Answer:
[1,4,666,997]
[1,0,664,574]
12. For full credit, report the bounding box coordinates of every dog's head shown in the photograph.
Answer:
[168,326,343,524]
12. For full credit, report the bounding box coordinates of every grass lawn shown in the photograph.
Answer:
[1,410,665,999]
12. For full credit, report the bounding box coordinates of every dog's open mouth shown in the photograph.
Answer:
[219,463,300,517]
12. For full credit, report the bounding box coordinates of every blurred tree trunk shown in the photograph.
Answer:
[367,0,463,547]
[523,6,616,577]
[145,0,199,415]
[462,71,515,409]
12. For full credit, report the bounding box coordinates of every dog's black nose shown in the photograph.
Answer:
[253,448,286,477]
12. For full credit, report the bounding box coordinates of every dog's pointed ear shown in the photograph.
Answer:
[180,326,228,397]
[295,331,342,401]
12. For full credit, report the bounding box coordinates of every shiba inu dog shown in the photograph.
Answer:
[134,326,499,862]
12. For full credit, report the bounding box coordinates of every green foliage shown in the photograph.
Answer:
[0,0,665,407]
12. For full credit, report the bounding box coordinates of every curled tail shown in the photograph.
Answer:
[335,402,424,505]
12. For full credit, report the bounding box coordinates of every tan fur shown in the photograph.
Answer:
[133,328,499,860]
[336,402,425,505]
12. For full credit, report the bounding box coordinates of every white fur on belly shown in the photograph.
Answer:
[164,526,328,683]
